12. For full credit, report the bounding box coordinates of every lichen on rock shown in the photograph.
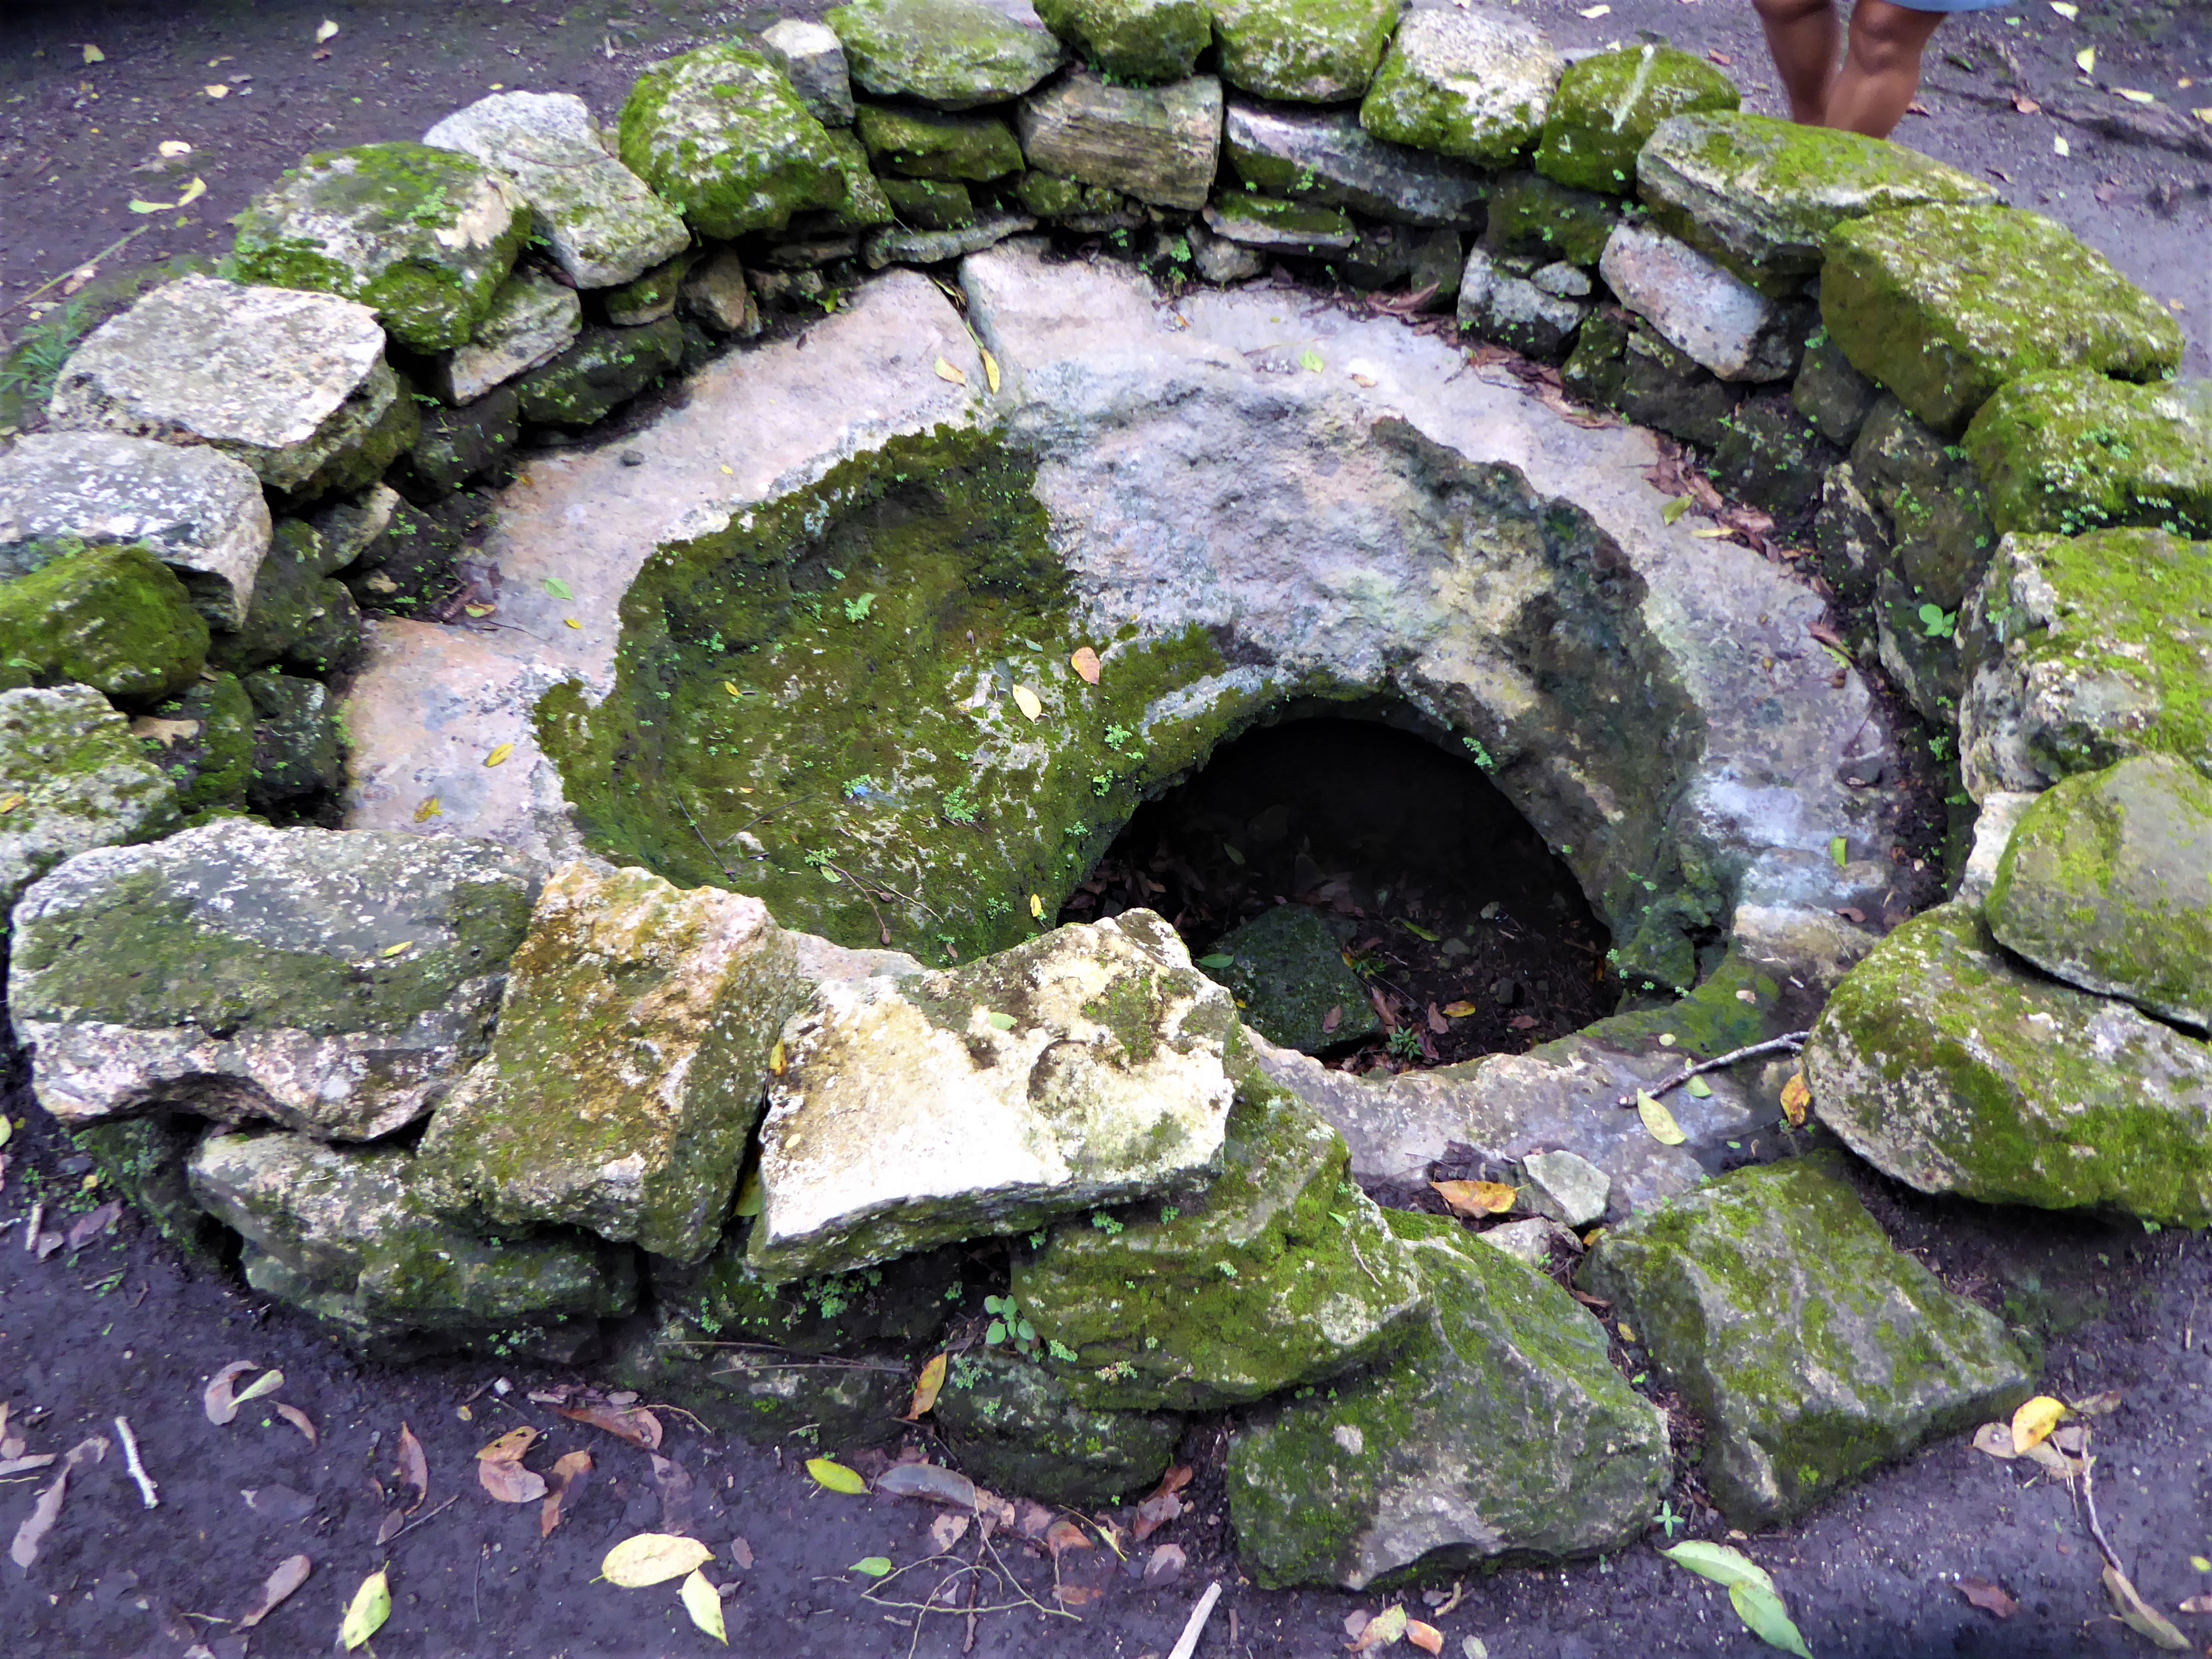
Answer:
[1359,8,1564,165]
[1033,0,1212,85]
[1963,371,2212,540]
[0,684,180,917]
[1212,0,1402,104]
[935,1349,1183,1505]
[1533,44,1739,197]
[827,0,1065,109]
[0,542,209,706]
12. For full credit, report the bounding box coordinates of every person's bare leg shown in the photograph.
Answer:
[1752,0,1843,125]
[1827,0,1947,138]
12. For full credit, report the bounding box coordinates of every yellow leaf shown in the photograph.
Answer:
[565,617,581,629]
[980,347,1001,394]
[1029,893,1045,920]
[2103,1566,2192,1651]
[205,83,229,98]
[414,796,442,822]
[1069,645,1101,685]
[2011,1395,2068,1454]
[380,941,413,958]
[681,1569,728,1644]
[905,1352,949,1420]
[1431,1179,1516,1218]
[1779,1072,1811,1128]
[2049,1,2077,16]
[83,44,106,64]
[2195,108,2212,127]
[340,1569,390,1651]
[1661,495,1692,524]
[1690,526,1733,539]
[1616,1321,1637,1344]
[1440,1000,1479,1018]
[483,743,514,768]
[2115,88,2155,104]
[768,1039,786,1076]
[933,356,967,386]
[175,176,207,207]
[128,197,178,215]
[0,794,24,815]
[1636,1091,1688,1146]
[316,18,341,43]
[1011,684,1044,722]
[1578,3,1610,15]
[0,1117,10,1149]
[476,1426,538,1463]
[723,681,742,697]
[2054,134,2071,155]
[601,1533,715,1588]
[2075,46,2095,74]
[158,140,192,157]
[805,1457,868,1496]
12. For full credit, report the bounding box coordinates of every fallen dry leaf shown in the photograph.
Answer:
[1406,1618,1446,1654]
[203,1361,260,1426]
[729,1535,754,1570]
[1070,645,1101,685]
[1348,1603,1408,1651]
[1970,1421,2017,1460]
[374,1509,406,1546]
[1144,1542,1187,1585]
[238,1554,312,1629]
[340,1568,389,1651]
[2011,1395,2068,1455]
[557,1400,663,1452]
[681,1567,728,1645]
[479,1458,546,1504]
[2103,1565,2192,1650]
[1432,1180,1516,1218]
[540,1450,592,1537]
[9,1436,106,1567]
[603,1532,716,1588]
[2071,1389,2124,1415]
[395,1423,430,1511]
[477,1427,538,1464]
[874,1460,976,1508]
[1956,1577,2017,1618]
[274,1404,317,1446]
[1426,1001,1449,1035]
[2177,1594,2212,1614]
[1011,683,1044,722]
[904,1352,948,1421]
[66,1201,121,1251]
[1131,1488,1185,1542]
[928,1511,971,1552]
[1045,1517,1093,1559]
[1636,1090,1688,1146]
[933,356,967,386]
[1440,999,1479,1018]
[1780,1072,1812,1128]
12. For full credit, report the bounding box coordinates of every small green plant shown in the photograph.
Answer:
[1215,1261,1239,1280]
[1387,1028,1423,1061]
[982,1293,1037,1355]
[0,299,91,406]
[1089,1212,1124,1237]
[1091,771,1114,797]
[942,785,978,826]
[841,774,878,798]
[1462,736,1495,770]
[843,593,876,623]
[1918,603,1957,640]
[1046,1338,1079,1364]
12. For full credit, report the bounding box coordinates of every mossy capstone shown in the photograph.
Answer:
[1533,44,1739,196]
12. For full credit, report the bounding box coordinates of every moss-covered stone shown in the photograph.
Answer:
[1016,70,1223,212]
[1874,568,1961,726]
[608,1316,910,1448]
[395,384,518,499]
[881,177,977,231]
[936,1349,1183,1505]
[416,863,802,1263]
[1792,331,1880,448]
[1534,44,1739,197]
[0,542,208,705]
[827,0,1065,109]
[0,684,180,916]
[1227,1210,1668,1589]
[1806,902,2212,1225]
[210,520,362,678]
[1985,755,2212,1030]
[1483,170,1619,267]
[1958,528,2212,797]
[512,318,684,427]
[324,488,471,618]
[75,1115,228,1257]
[1849,394,1995,611]
[617,46,850,239]
[1035,0,1211,84]
[138,671,255,816]
[601,253,695,328]
[655,1237,962,1358]
[1359,8,1562,164]
[232,142,526,352]
[244,671,342,809]
[1014,1072,1424,1411]
[1211,0,1398,103]
[1615,323,1735,448]
[1638,113,1995,298]
[1561,304,1631,406]
[1203,192,1358,249]
[855,104,1025,182]
[1963,371,2212,541]
[1813,461,1886,607]
[1212,904,1380,1054]
[1711,388,1837,519]
[1014,170,1130,223]
[1581,1155,2031,1529]
[1824,206,2185,435]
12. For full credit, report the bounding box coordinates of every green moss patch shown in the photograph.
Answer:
[1534,45,1738,197]
[0,542,208,705]
[1964,370,2212,539]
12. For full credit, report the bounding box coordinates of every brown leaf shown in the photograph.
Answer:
[540,1450,592,1537]
[395,1422,429,1512]
[1045,1518,1093,1559]
[1970,1422,2018,1459]
[1015,1500,1055,1540]
[9,1436,106,1567]
[557,1401,663,1452]
[1322,1004,1343,1034]
[1130,1489,1185,1543]
[1707,49,1732,65]
[273,1404,317,1446]
[1431,1180,1516,1219]
[203,1361,259,1426]
[1070,646,1101,685]
[2013,93,2042,113]
[1509,1013,1540,1030]
[1143,1543,1187,1585]
[1151,1464,1194,1499]
[2070,1389,2124,1415]
[238,1554,312,1629]
[874,1461,978,1509]
[729,1535,754,1570]
[374,1509,406,1546]
[66,1202,122,1251]
[2103,1565,2193,1650]
[1426,1001,1449,1035]
[1406,1618,1446,1655]
[478,1457,547,1504]
[904,1352,948,1421]
[1780,1072,1812,1128]
[1956,1578,2017,1618]
[477,1426,538,1464]
[651,1453,700,1536]
[928,1511,971,1553]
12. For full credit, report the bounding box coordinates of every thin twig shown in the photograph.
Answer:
[672,788,741,886]
[113,1416,157,1509]
[1618,1031,1812,1105]
[2077,1450,2122,1574]
[0,226,154,322]
[1167,1581,1223,1659]
[379,1493,458,1545]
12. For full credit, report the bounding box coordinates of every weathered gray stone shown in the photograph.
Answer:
[1034,0,1211,84]
[827,0,1064,109]
[1018,70,1222,211]
[231,142,526,351]
[1814,461,1887,607]
[318,487,468,617]
[1474,1213,1581,1268]
[1712,389,1835,519]
[431,267,581,404]
[759,19,857,126]
[1581,1155,2031,1528]
[1985,755,2212,1030]
[0,432,272,629]
[1212,0,1400,103]
[1457,246,1587,358]
[862,213,1037,269]
[1958,528,2212,800]
[1359,7,1564,165]
[1204,194,1358,252]
[9,821,536,1142]
[1016,1073,1426,1411]
[246,672,347,808]
[1533,43,1740,197]
[1806,901,2212,1226]
[512,318,685,426]
[881,177,977,230]
[424,91,691,290]
[0,686,178,920]
[416,863,802,1263]
[935,1350,1183,1505]
[750,910,1237,1280]
[49,277,401,497]
[1186,220,1267,284]
[1875,570,1961,725]
[1616,322,1736,447]
[680,250,762,337]
[1599,222,1797,383]
[1223,97,1488,226]
[187,1128,635,1353]
[1229,1210,1668,1588]
[1793,332,1879,448]
[1211,904,1379,1055]
[1954,789,2037,909]
[1523,1147,1610,1227]
[601,253,695,327]
[855,104,1024,181]
[395,387,519,499]
[1849,394,1995,614]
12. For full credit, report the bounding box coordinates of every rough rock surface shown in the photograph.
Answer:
[1793,333,1881,449]
[49,276,402,496]
[1533,43,1739,196]
[415,863,801,1263]
[1206,194,1357,252]
[617,45,851,238]
[1637,113,1995,295]
[1015,1074,1425,1411]
[1228,1209,1668,1588]
[187,1128,635,1354]
[827,0,1064,109]
[1806,902,2212,1226]
[759,19,858,126]
[0,686,179,919]
[1581,1155,2032,1528]
[246,675,346,808]
[862,213,1037,268]
[1482,170,1618,268]
[1985,755,2212,1030]
[1524,1147,1610,1227]
[1034,0,1209,84]
[749,910,1237,1280]
[855,104,1025,182]
[0,432,272,628]
[512,317,685,426]
[1958,528,2212,799]
[1212,903,1379,1055]
[1457,246,1587,358]
[1211,0,1401,103]
[1223,97,1487,226]
[9,822,536,1142]
[231,142,526,352]
[1822,205,2185,435]
[432,267,581,404]
[1599,222,1797,382]
[933,1350,1183,1505]
[0,544,208,705]
[1018,72,1222,211]
[1963,371,2212,540]
[1360,7,1564,164]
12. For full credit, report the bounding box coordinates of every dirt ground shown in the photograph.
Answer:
[3,2,2211,1656]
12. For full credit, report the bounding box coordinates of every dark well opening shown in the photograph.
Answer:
[1059,716,1618,1071]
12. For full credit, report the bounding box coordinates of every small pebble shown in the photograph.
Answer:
[620,450,645,467]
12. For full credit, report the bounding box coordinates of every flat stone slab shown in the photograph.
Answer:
[9,821,536,1142]
[1359,6,1563,165]
[0,432,272,628]
[0,686,179,919]
[749,910,1238,1280]
[49,276,399,495]
[1018,71,1222,211]
[828,0,1064,110]
[1599,222,1796,383]
[432,267,581,405]
[1224,96,1488,226]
